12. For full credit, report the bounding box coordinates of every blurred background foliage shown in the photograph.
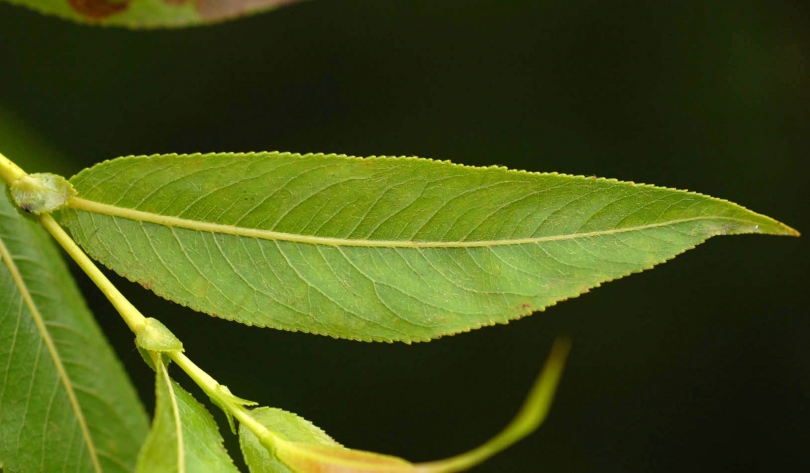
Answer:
[1,1,808,471]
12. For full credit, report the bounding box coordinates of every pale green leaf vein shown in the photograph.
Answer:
[80,161,132,196]
[69,197,752,249]
[160,363,186,472]
[0,236,102,472]
[0,298,22,409]
[164,161,237,216]
[254,241,309,318]
[252,162,336,228]
[365,179,431,240]
[114,163,175,207]
[142,222,194,297]
[275,175,367,230]
[230,163,304,227]
[205,235,241,309]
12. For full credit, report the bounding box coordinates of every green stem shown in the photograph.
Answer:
[39,214,147,333]
[40,208,283,449]
[169,351,280,446]
[4,151,568,472]
[0,151,26,186]
[38,213,281,446]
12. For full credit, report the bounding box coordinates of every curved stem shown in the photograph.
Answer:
[0,148,282,454]
[417,338,571,473]
[39,212,279,441]
[169,351,279,445]
[34,201,281,449]
[39,214,147,333]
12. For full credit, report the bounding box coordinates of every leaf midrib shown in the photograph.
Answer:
[0,234,102,473]
[68,197,763,248]
[158,361,186,473]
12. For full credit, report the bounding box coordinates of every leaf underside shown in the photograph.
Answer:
[240,407,415,473]
[0,187,148,472]
[239,407,340,473]
[0,0,305,28]
[135,355,238,473]
[58,152,797,343]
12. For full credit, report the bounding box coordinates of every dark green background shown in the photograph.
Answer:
[1,1,808,471]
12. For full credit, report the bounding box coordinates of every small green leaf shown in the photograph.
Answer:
[239,407,414,473]
[0,186,148,472]
[0,0,306,28]
[239,407,341,473]
[276,443,415,473]
[58,152,798,343]
[135,354,239,473]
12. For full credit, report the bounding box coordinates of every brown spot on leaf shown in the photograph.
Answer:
[140,281,153,291]
[519,302,533,311]
[195,0,305,21]
[68,0,130,20]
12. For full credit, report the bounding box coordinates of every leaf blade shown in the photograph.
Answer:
[0,188,148,472]
[135,355,239,473]
[239,407,415,473]
[58,152,798,342]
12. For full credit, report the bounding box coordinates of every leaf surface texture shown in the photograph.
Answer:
[240,407,415,473]
[58,152,797,342]
[135,355,238,473]
[0,187,148,472]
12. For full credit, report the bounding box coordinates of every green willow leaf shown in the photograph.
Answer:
[239,407,345,473]
[135,354,238,473]
[0,0,305,28]
[57,152,798,343]
[240,408,415,473]
[0,187,148,472]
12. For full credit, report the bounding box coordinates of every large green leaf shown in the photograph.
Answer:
[57,152,798,343]
[0,0,305,28]
[0,187,148,472]
[135,354,238,473]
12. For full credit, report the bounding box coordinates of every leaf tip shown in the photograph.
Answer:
[774,222,800,237]
[743,217,800,238]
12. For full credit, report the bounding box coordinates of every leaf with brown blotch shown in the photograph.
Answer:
[0,0,307,28]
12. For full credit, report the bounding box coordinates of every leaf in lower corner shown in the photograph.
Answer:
[0,188,148,472]
[136,355,239,473]
[57,152,798,343]
[239,407,415,473]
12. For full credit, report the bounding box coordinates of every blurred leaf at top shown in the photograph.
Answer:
[0,0,306,28]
